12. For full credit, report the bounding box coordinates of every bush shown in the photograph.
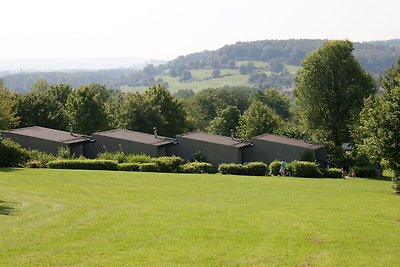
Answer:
[139,162,160,172]
[0,138,29,167]
[322,168,342,178]
[26,160,42,168]
[290,161,323,178]
[152,156,184,173]
[269,160,281,176]
[97,151,126,163]
[118,163,140,172]
[393,172,400,193]
[57,146,72,159]
[179,162,215,174]
[47,159,118,170]
[246,162,268,176]
[218,163,247,175]
[27,149,56,168]
[353,165,376,177]
[126,154,153,163]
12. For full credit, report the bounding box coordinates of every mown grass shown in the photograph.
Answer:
[0,168,399,266]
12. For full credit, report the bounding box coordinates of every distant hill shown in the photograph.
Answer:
[2,39,400,93]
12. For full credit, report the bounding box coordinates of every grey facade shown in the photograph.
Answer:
[174,131,251,166]
[91,129,176,158]
[243,133,327,164]
[1,126,92,157]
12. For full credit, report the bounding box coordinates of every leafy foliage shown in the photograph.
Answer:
[294,40,376,146]
[0,138,29,167]
[0,79,19,130]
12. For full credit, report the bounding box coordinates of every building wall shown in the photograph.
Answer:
[91,134,163,157]
[174,136,243,166]
[2,132,85,156]
[244,139,327,164]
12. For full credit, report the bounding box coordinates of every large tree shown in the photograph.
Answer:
[236,100,281,139]
[294,40,376,146]
[206,106,241,136]
[253,88,291,119]
[0,79,19,130]
[357,61,400,193]
[16,83,70,130]
[66,84,109,135]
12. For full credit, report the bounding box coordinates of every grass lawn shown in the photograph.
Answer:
[0,168,399,266]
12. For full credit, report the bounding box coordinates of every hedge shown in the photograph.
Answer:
[0,138,29,167]
[218,162,268,176]
[289,161,322,178]
[179,162,215,174]
[139,162,160,172]
[118,163,140,172]
[47,160,118,170]
[152,156,184,173]
[246,162,268,176]
[353,165,376,177]
[322,168,342,178]
[269,160,281,176]
[218,163,247,175]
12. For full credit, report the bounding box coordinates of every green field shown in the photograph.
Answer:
[120,61,299,93]
[1,168,399,266]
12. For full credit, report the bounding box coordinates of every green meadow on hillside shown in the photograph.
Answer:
[120,61,299,93]
[0,168,399,266]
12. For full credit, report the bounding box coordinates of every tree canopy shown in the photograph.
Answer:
[294,40,376,146]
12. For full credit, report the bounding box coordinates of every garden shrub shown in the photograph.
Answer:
[97,151,126,163]
[126,154,153,163]
[27,149,56,168]
[118,163,140,172]
[26,160,42,168]
[0,138,29,167]
[139,162,160,172]
[269,160,281,176]
[353,165,376,177]
[322,168,342,178]
[57,146,72,159]
[47,159,118,170]
[152,156,184,173]
[246,162,268,176]
[290,161,322,178]
[218,163,247,175]
[179,162,215,174]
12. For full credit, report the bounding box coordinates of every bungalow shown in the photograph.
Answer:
[174,131,252,166]
[243,133,327,164]
[91,128,176,158]
[1,126,92,157]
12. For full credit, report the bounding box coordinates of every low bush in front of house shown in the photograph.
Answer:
[179,162,216,174]
[322,168,343,178]
[138,162,160,172]
[0,138,29,167]
[218,162,268,176]
[153,156,184,173]
[246,162,268,176]
[353,165,376,177]
[218,163,247,175]
[118,163,140,172]
[97,151,126,163]
[26,149,56,168]
[289,161,322,178]
[269,160,281,176]
[47,159,119,170]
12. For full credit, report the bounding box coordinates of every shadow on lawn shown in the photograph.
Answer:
[0,201,16,215]
[0,167,23,172]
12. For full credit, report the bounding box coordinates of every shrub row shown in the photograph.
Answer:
[218,162,268,176]
[178,162,216,174]
[47,160,119,170]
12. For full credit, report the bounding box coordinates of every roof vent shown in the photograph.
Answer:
[153,127,158,138]
[69,124,73,135]
[230,129,234,140]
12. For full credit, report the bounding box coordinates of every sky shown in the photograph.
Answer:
[1,0,399,61]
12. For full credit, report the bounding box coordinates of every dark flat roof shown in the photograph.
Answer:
[2,126,91,144]
[253,133,324,150]
[177,131,251,148]
[93,129,175,146]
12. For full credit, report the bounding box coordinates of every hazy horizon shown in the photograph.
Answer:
[1,0,399,64]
